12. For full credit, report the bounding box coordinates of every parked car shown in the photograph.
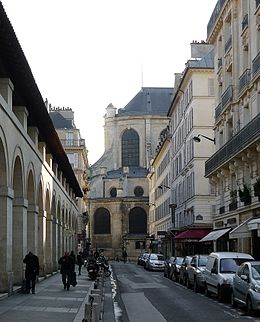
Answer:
[137,253,146,265]
[170,256,184,281]
[145,253,165,271]
[164,256,176,278]
[232,261,260,314]
[186,255,208,292]
[204,252,254,302]
[178,256,192,284]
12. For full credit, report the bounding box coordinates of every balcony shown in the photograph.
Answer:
[60,139,85,147]
[215,102,222,120]
[205,113,260,176]
[242,14,248,32]
[225,35,232,53]
[221,85,233,110]
[252,51,260,77]
[239,69,251,94]
[207,0,226,37]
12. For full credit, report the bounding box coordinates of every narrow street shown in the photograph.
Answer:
[110,261,260,322]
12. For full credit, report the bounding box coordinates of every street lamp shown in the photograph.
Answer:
[193,134,215,144]
[158,184,171,190]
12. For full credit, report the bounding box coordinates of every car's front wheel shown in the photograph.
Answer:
[205,283,211,297]
[247,297,254,316]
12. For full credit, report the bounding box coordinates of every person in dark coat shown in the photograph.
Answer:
[70,251,76,271]
[23,251,39,294]
[58,252,74,290]
[122,250,128,263]
[77,252,83,275]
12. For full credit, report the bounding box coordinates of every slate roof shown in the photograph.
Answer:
[185,49,214,69]
[117,87,174,116]
[49,112,74,129]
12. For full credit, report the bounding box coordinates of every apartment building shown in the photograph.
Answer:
[202,0,260,258]
[167,43,215,256]
[0,3,82,294]
[49,106,89,251]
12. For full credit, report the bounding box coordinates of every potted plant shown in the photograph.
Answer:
[239,184,251,205]
[253,178,260,198]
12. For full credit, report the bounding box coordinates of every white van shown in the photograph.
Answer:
[203,252,254,302]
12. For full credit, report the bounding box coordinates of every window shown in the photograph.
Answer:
[94,208,111,234]
[134,186,144,197]
[121,129,139,166]
[67,153,78,168]
[129,207,147,234]
[110,187,117,198]
[66,132,74,146]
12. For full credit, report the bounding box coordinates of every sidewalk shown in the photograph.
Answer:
[0,267,94,322]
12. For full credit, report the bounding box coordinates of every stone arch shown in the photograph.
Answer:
[37,179,44,276]
[26,167,36,253]
[121,128,140,167]
[94,208,111,234]
[129,207,147,234]
[45,188,52,273]
[12,153,24,284]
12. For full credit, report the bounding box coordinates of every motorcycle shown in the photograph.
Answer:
[87,261,99,280]
[96,256,111,277]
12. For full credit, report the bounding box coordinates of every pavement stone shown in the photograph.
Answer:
[0,267,94,322]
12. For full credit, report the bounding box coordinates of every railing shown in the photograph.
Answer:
[205,113,260,176]
[207,0,226,37]
[242,14,248,32]
[60,139,85,147]
[215,102,222,119]
[252,51,260,77]
[239,69,251,94]
[225,35,232,53]
[221,85,233,109]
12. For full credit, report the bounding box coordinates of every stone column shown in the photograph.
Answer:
[0,186,14,293]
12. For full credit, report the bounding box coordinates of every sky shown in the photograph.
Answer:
[1,0,217,165]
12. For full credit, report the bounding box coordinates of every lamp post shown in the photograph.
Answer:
[169,203,177,256]
[193,134,215,144]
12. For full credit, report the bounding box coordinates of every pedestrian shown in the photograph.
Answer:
[122,250,128,263]
[77,251,83,275]
[58,252,74,290]
[94,248,99,259]
[23,251,39,294]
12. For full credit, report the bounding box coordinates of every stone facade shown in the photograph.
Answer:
[0,4,82,294]
[88,88,174,260]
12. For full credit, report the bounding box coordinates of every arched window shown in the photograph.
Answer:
[121,129,139,166]
[129,207,147,234]
[94,208,111,234]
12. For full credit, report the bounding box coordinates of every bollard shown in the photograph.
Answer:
[92,303,100,322]
[84,303,92,321]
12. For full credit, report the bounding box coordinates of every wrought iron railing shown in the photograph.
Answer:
[221,85,233,109]
[239,69,251,94]
[225,35,232,53]
[252,51,260,77]
[207,0,226,37]
[205,113,260,176]
[60,139,85,147]
[215,102,222,120]
[242,14,248,32]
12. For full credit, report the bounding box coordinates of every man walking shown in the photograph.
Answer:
[58,252,74,290]
[23,251,39,294]
[77,251,83,275]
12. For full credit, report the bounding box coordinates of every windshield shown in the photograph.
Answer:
[150,254,165,261]
[176,257,184,265]
[198,257,208,266]
[251,264,260,280]
[220,258,251,273]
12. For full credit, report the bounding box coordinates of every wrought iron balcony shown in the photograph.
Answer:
[207,0,225,37]
[225,35,232,53]
[242,14,248,32]
[221,85,233,109]
[252,51,260,77]
[215,102,222,120]
[60,139,85,147]
[239,69,251,94]
[205,113,260,176]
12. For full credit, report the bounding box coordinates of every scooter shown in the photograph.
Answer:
[87,261,99,280]
[96,256,111,277]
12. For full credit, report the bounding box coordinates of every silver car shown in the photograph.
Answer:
[186,255,208,292]
[145,253,165,271]
[232,261,260,314]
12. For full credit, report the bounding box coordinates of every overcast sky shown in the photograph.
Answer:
[1,0,217,165]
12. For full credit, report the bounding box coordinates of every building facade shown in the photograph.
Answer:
[49,106,89,252]
[162,43,216,257]
[0,4,82,294]
[202,0,260,257]
[88,88,174,260]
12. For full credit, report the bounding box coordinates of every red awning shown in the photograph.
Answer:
[174,229,211,240]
